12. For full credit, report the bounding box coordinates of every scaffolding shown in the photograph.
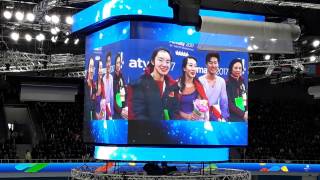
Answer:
[71,166,251,180]
[0,51,84,73]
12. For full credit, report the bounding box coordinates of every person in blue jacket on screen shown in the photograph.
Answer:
[226,58,248,122]
[129,48,180,121]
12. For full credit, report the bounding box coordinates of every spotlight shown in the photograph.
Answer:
[65,16,73,25]
[64,37,69,44]
[74,38,79,45]
[55,27,60,33]
[26,12,35,22]
[51,14,60,24]
[45,15,51,22]
[310,56,316,62]
[51,36,58,43]
[270,38,277,42]
[312,40,320,48]
[25,34,32,42]
[36,33,45,41]
[10,32,19,41]
[50,28,57,35]
[264,54,271,60]
[15,11,24,21]
[3,10,12,19]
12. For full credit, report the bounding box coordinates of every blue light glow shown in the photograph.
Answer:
[72,0,173,32]
[72,0,265,33]
[94,146,229,162]
[1,163,320,173]
[86,21,130,51]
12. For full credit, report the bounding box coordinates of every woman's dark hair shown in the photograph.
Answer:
[228,58,243,77]
[106,52,112,61]
[205,52,220,64]
[114,53,121,64]
[146,47,172,73]
[179,56,197,92]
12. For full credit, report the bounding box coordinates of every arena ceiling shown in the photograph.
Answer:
[0,0,320,59]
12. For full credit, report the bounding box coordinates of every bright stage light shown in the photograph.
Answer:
[51,14,60,24]
[25,34,32,42]
[26,12,35,22]
[55,27,60,32]
[11,32,19,41]
[64,37,69,44]
[51,36,58,43]
[312,40,320,48]
[3,10,12,19]
[15,11,24,21]
[45,15,51,22]
[51,28,57,35]
[36,33,45,41]
[310,55,316,62]
[264,54,271,60]
[66,16,73,25]
[74,38,79,45]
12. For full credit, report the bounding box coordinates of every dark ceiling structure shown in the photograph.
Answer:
[0,0,98,54]
[1,0,320,59]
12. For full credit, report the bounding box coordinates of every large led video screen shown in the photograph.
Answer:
[84,21,248,146]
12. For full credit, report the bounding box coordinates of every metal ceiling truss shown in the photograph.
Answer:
[249,56,319,68]
[243,0,320,10]
[0,51,84,73]
[1,50,318,77]
[1,22,70,33]
[32,0,99,22]
[33,0,58,22]
[67,70,85,78]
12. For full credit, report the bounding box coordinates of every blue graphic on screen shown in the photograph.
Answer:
[72,0,173,32]
[89,120,127,144]
[86,21,130,52]
[94,146,229,162]
[87,21,256,53]
[72,0,264,33]
[2,162,320,173]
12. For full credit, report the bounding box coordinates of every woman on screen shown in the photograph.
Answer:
[129,48,180,121]
[178,56,209,121]
[113,53,128,119]
[103,52,114,120]
[95,60,106,120]
[85,57,96,121]
[226,58,248,122]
